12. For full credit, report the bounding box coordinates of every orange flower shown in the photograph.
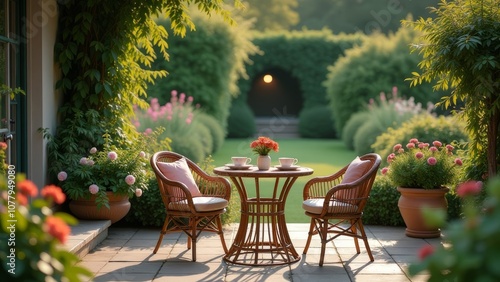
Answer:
[250,136,279,155]
[418,244,434,260]
[18,180,38,197]
[41,185,66,204]
[44,216,71,244]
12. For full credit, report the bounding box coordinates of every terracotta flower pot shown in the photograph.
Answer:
[69,191,131,223]
[397,187,449,238]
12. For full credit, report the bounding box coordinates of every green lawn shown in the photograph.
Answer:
[211,138,357,223]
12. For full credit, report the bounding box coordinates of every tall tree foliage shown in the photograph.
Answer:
[405,0,500,179]
[237,0,299,31]
[48,1,241,178]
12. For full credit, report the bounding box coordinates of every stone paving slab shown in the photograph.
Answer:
[79,224,433,281]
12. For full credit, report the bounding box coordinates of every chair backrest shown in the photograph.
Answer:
[150,151,203,208]
[337,153,381,211]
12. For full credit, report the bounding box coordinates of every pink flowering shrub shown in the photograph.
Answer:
[381,138,463,189]
[132,90,198,140]
[56,133,152,209]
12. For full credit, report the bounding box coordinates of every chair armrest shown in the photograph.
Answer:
[303,168,346,200]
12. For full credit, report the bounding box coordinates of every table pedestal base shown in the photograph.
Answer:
[223,198,300,266]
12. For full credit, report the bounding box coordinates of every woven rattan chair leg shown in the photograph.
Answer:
[302,220,315,254]
[216,216,228,254]
[153,219,169,254]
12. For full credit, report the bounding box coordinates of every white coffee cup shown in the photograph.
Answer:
[232,157,251,166]
[279,157,298,168]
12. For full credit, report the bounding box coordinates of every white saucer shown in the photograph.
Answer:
[275,165,300,171]
[225,164,253,170]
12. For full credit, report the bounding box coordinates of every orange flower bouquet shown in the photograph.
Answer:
[250,136,279,156]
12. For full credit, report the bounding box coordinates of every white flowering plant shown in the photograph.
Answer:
[56,133,151,209]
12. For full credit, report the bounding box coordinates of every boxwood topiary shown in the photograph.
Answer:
[298,105,336,138]
[342,111,371,150]
[227,103,256,138]
[195,112,225,153]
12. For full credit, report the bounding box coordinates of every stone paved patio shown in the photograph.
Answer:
[77,223,438,281]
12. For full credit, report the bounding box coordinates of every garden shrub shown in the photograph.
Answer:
[227,102,256,138]
[363,176,404,226]
[192,122,213,157]
[352,93,424,155]
[169,134,205,163]
[353,121,384,155]
[195,112,225,153]
[298,105,336,138]
[126,177,166,227]
[148,12,258,130]
[325,25,446,136]
[342,111,370,150]
[372,114,469,166]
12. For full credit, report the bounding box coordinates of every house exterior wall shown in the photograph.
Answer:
[25,0,60,188]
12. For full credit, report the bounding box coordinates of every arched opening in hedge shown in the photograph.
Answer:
[247,68,302,117]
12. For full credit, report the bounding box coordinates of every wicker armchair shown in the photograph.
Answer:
[302,153,381,266]
[150,151,231,261]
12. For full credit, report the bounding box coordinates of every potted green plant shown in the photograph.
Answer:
[380,138,463,238]
[54,132,152,223]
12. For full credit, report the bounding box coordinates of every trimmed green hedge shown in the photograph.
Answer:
[229,30,365,138]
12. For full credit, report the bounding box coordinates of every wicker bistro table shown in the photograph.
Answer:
[213,165,314,266]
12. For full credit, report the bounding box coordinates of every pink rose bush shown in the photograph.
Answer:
[381,138,463,189]
[56,134,151,209]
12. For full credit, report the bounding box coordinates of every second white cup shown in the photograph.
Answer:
[279,157,298,167]
[232,157,251,166]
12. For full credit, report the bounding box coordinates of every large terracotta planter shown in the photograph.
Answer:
[397,187,449,238]
[69,191,131,223]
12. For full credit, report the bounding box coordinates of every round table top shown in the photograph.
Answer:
[213,165,313,178]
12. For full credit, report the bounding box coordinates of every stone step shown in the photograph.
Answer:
[254,117,300,139]
[65,220,111,259]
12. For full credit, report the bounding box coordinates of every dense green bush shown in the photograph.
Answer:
[148,11,258,130]
[351,94,424,155]
[169,133,205,163]
[195,112,225,153]
[298,105,336,138]
[325,25,447,136]
[227,102,256,138]
[364,176,404,226]
[372,114,469,165]
[342,111,370,150]
[126,177,166,227]
[353,121,385,155]
[193,123,213,157]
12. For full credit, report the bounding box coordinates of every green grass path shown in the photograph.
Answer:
[211,139,356,223]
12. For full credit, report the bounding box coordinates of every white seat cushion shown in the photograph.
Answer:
[302,198,358,214]
[168,196,228,212]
